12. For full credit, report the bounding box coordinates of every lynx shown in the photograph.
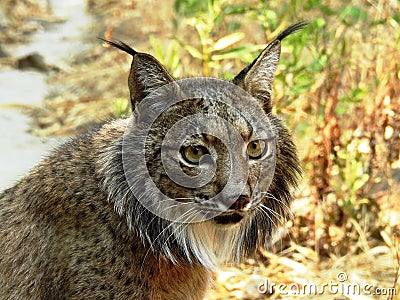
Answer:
[0,22,305,299]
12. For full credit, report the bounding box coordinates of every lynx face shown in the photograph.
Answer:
[101,22,305,269]
[125,79,277,226]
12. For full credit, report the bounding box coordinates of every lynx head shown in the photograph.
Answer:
[101,22,305,269]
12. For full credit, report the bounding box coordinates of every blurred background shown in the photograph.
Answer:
[0,0,399,298]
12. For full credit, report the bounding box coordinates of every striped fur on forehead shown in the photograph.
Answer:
[146,97,257,143]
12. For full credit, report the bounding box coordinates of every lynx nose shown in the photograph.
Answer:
[229,195,251,211]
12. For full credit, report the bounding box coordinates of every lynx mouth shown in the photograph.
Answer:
[213,212,244,225]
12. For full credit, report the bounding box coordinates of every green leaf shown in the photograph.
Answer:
[211,46,244,60]
[210,32,245,52]
[392,12,400,23]
[223,4,254,15]
[339,6,368,25]
[315,18,326,28]
[184,45,203,60]
[319,5,335,16]
[352,174,369,191]
[113,98,129,117]
[211,44,262,61]
[149,35,165,63]
[174,38,203,60]
[174,0,208,16]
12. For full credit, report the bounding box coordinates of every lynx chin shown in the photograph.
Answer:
[0,22,306,299]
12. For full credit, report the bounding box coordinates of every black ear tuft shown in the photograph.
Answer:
[233,21,309,113]
[99,38,174,110]
[98,38,138,56]
[276,21,309,42]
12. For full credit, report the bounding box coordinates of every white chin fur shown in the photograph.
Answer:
[175,219,251,270]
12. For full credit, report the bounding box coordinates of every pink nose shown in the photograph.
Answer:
[229,195,250,210]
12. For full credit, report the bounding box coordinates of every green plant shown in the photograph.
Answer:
[149,36,183,78]
[173,0,260,76]
[112,97,130,117]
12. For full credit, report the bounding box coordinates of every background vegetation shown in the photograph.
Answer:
[1,0,399,298]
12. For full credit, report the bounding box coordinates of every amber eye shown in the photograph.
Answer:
[181,145,209,164]
[247,140,267,159]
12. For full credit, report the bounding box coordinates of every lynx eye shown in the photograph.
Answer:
[181,145,209,164]
[247,140,268,159]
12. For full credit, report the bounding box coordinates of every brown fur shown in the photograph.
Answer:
[0,122,209,299]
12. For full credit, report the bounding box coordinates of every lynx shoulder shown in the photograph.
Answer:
[0,22,306,299]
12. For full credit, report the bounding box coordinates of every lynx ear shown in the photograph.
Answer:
[100,39,174,110]
[232,41,280,113]
[233,22,308,113]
